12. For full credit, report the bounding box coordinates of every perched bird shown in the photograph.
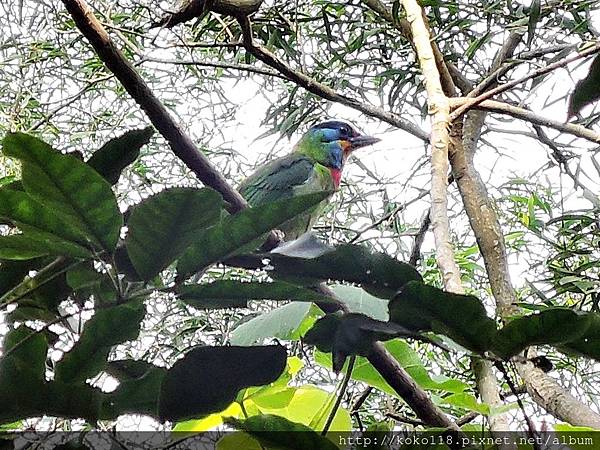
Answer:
[238,120,380,240]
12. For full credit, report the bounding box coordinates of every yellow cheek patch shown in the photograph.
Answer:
[340,140,352,151]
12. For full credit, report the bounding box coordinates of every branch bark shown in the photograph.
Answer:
[402,0,460,292]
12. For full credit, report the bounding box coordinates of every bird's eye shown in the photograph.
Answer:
[340,126,350,137]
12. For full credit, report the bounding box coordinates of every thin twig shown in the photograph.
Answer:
[452,42,600,119]
[321,355,355,435]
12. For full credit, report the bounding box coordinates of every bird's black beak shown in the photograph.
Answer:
[348,135,381,151]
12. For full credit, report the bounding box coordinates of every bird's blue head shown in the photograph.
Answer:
[296,120,380,172]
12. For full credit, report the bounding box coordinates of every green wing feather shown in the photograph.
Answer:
[238,154,315,206]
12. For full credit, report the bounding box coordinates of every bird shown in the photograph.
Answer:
[238,120,380,240]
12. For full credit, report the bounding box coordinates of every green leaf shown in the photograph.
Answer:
[125,187,223,280]
[0,327,47,416]
[315,339,468,396]
[267,244,422,299]
[559,313,600,361]
[230,302,320,345]
[0,188,94,252]
[177,191,331,278]
[389,281,497,354]
[440,392,490,415]
[305,312,413,372]
[87,127,154,185]
[527,0,541,46]
[2,133,122,253]
[55,299,146,383]
[492,309,593,359]
[225,414,339,449]
[0,233,90,259]
[568,53,600,118]
[330,284,389,321]
[177,280,335,310]
[158,345,287,421]
[104,364,167,418]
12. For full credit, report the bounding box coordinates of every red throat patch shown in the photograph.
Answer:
[329,168,342,189]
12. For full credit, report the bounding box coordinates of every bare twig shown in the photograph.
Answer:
[461,99,600,144]
[452,42,600,119]
[236,16,429,142]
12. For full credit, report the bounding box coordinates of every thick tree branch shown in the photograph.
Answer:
[60,0,282,248]
[361,0,469,95]
[449,32,600,428]
[62,0,465,434]
[402,0,461,292]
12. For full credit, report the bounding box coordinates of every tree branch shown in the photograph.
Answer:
[460,99,600,144]
[236,16,430,142]
[402,0,461,292]
[452,42,600,119]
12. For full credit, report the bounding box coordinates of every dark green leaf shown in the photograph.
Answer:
[267,244,422,299]
[492,309,593,359]
[104,364,166,417]
[125,187,223,280]
[0,188,93,251]
[55,299,146,383]
[87,127,154,185]
[389,281,497,353]
[177,191,331,278]
[2,133,122,253]
[527,0,541,46]
[568,53,600,117]
[305,312,413,372]
[177,280,334,310]
[158,345,287,421]
[225,415,338,450]
[0,327,47,415]
[0,233,90,259]
[558,313,600,361]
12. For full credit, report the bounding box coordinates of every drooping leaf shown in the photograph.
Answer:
[230,302,320,345]
[527,0,541,46]
[55,299,146,383]
[177,280,335,310]
[568,53,600,118]
[0,327,47,417]
[304,312,414,372]
[491,308,593,359]
[270,232,333,258]
[224,414,339,450]
[559,313,600,361]
[266,244,422,299]
[158,345,287,421]
[2,133,122,253]
[87,127,154,185]
[0,188,94,252]
[125,187,223,280]
[314,339,468,396]
[177,191,331,278]
[0,233,90,260]
[388,281,497,354]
